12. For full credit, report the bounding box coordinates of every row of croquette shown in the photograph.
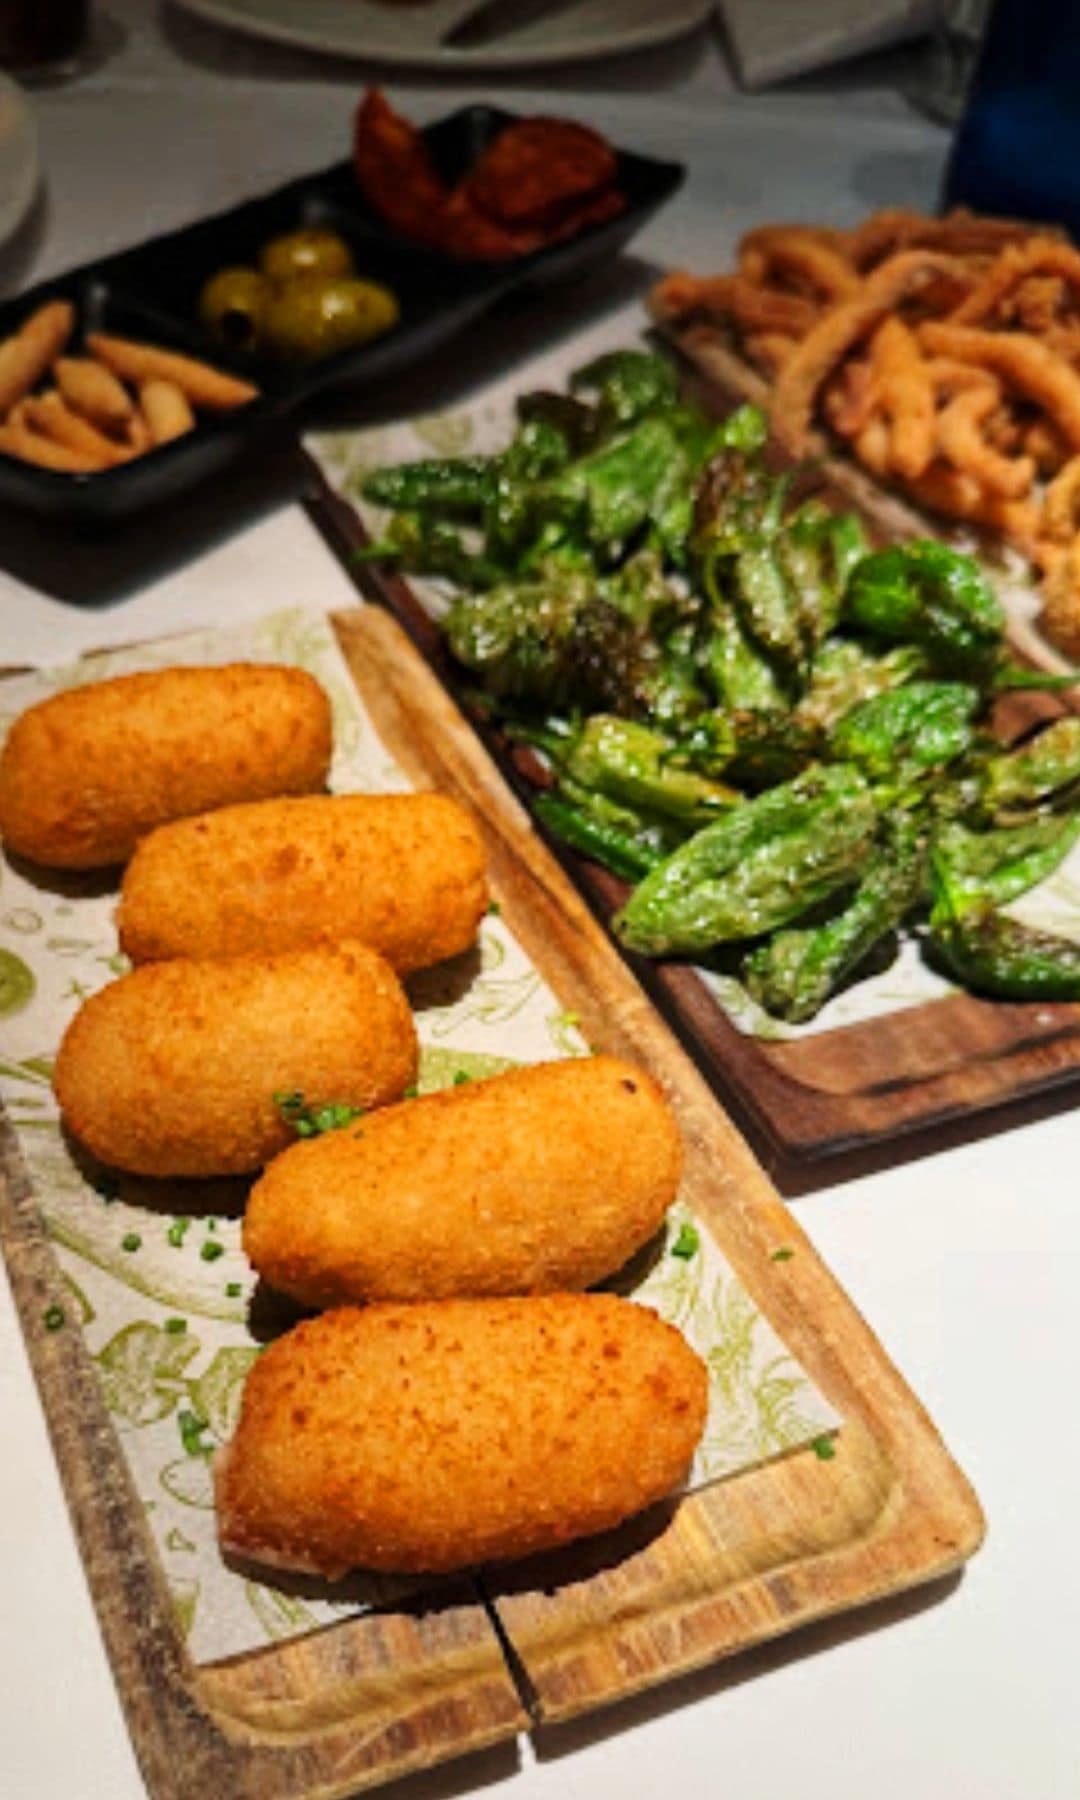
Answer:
[0,660,708,1578]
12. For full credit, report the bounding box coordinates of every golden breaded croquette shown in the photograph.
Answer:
[0,663,332,870]
[116,791,489,972]
[244,1056,682,1307]
[215,1295,708,1576]
[53,941,416,1178]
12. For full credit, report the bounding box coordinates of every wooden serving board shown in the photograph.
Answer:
[0,606,983,1798]
[305,341,1080,1164]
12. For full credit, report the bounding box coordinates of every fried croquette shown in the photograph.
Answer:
[116,791,489,972]
[244,1056,683,1307]
[0,663,332,870]
[215,1295,708,1576]
[52,942,417,1178]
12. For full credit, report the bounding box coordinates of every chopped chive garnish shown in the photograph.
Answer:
[200,1240,225,1263]
[178,1410,210,1457]
[770,1247,795,1263]
[453,1070,472,1086]
[402,1084,419,1099]
[274,1090,362,1136]
[43,1304,66,1332]
[486,900,502,916]
[225,1282,242,1299]
[121,1232,141,1253]
[167,1217,191,1248]
[670,1221,700,1260]
[811,1434,837,1461]
[164,1317,187,1335]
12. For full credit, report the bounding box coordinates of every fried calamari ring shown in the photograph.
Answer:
[850,207,1049,272]
[771,250,965,455]
[918,321,1080,452]
[867,315,936,480]
[1024,415,1070,477]
[649,270,817,338]
[936,385,1036,499]
[1041,453,1080,543]
[948,237,1080,326]
[902,461,1042,551]
[735,226,859,304]
[822,356,878,436]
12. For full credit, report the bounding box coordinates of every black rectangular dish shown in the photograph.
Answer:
[0,106,683,525]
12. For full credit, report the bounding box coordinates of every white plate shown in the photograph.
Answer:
[172,0,711,71]
[0,72,38,249]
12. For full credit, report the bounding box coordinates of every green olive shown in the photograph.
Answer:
[198,266,270,353]
[261,276,400,364]
[259,229,355,284]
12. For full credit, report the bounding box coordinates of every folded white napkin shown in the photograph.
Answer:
[719,0,939,89]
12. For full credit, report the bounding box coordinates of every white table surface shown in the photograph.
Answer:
[2,7,1078,1798]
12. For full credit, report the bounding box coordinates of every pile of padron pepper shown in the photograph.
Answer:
[362,350,1080,1020]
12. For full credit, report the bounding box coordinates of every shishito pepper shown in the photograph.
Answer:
[981,717,1080,815]
[743,813,926,1023]
[614,764,876,956]
[828,680,980,783]
[844,539,1006,681]
[927,855,1080,1000]
[932,815,1080,909]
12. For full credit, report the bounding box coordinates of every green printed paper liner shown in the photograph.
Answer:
[0,606,838,1665]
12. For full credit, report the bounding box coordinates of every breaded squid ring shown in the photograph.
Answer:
[948,237,1080,326]
[771,250,966,455]
[867,316,936,481]
[936,386,1036,500]
[917,322,1080,452]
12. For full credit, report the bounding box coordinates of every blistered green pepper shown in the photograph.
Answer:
[981,717,1080,814]
[565,716,738,824]
[927,856,1080,999]
[744,814,925,1022]
[933,815,1080,909]
[844,540,1005,681]
[614,764,876,955]
[829,680,980,782]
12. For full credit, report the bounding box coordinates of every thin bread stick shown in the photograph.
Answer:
[55,355,134,432]
[139,377,195,445]
[22,392,130,467]
[0,300,75,416]
[87,333,258,412]
[0,419,103,473]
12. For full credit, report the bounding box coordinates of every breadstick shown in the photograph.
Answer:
[139,378,195,445]
[0,420,103,473]
[22,392,129,467]
[0,300,75,416]
[55,356,133,432]
[86,333,258,412]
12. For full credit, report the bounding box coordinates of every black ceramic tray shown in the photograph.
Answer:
[0,106,683,524]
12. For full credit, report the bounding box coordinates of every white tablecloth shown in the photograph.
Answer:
[2,7,1078,1798]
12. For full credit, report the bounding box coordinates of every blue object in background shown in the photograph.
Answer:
[944,0,1080,235]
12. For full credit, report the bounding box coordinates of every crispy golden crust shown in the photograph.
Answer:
[116,791,488,973]
[0,663,332,870]
[52,942,417,1178]
[215,1296,708,1577]
[244,1055,683,1307]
